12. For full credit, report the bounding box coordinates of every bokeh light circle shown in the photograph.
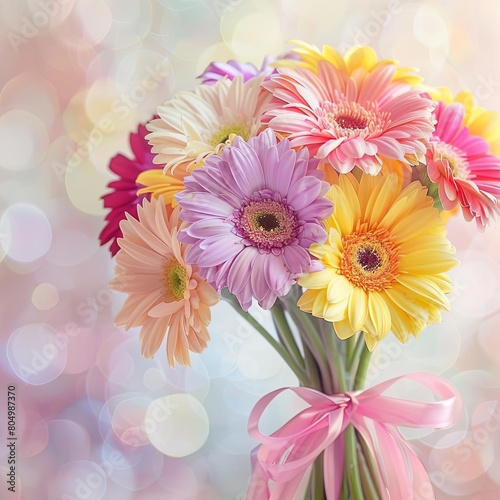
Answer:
[53,460,107,500]
[145,394,209,457]
[111,395,153,447]
[32,282,59,310]
[0,203,52,262]
[0,110,49,171]
[7,323,67,385]
[237,334,283,380]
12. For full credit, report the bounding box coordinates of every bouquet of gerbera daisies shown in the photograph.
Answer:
[100,41,500,499]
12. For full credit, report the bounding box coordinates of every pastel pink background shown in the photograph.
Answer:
[1,0,500,498]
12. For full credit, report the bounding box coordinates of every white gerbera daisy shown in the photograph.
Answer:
[147,75,271,173]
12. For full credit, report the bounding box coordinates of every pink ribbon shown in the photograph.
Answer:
[247,372,462,500]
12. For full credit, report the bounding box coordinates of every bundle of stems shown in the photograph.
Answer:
[223,286,381,500]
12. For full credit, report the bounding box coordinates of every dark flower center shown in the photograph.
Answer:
[356,247,382,272]
[335,115,368,130]
[256,213,280,232]
[320,100,389,139]
[234,198,298,250]
[340,229,399,292]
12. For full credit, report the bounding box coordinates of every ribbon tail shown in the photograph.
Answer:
[395,428,436,500]
[352,417,410,499]
[247,455,271,500]
[246,447,311,500]
[323,432,345,500]
[271,470,309,500]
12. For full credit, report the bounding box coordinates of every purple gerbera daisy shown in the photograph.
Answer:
[197,56,276,85]
[176,129,334,310]
[99,120,161,256]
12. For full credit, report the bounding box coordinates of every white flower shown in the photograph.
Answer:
[147,75,271,173]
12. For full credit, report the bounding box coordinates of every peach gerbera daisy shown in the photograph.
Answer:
[278,40,422,87]
[109,197,219,367]
[263,61,434,175]
[298,173,458,350]
[146,75,271,174]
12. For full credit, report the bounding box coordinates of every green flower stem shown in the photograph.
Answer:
[340,468,349,500]
[347,333,365,378]
[346,335,356,371]
[347,343,377,499]
[296,320,325,392]
[354,345,373,390]
[344,425,364,500]
[357,431,382,500]
[296,312,335,394]
[280,301,333,394]
[319,319,344,393]
[310,452,326,500]
[358,449,380,500]
[334,328,375,499]
[222,290,307,383]
[302,338,323,391]
[271,302,306,374]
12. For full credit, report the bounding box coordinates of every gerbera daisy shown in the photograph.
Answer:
[426,87,500,155]
[175,129,334,311]
[427,100,500,228]
[298,173,458,350]
[135,168,188,207]
[279,40,422,87]
[147,75,271,174]
[109,197,219,367]
[197,56,276,85]
[263,61,434,175]
[99,121,160,256]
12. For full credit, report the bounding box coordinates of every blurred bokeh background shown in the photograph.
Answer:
[1,0,500,498]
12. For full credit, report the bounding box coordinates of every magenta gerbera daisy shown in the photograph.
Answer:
[175,129,334,311]
[427,101,500,228]
[262,61,434,174]
[99,121,160,256]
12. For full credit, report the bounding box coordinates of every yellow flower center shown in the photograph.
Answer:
[340,229,399,291]
[163,259,188,301]
[435,141,469,180]
[210,125,249,148]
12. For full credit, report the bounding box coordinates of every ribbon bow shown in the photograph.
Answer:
[247,372,462,500]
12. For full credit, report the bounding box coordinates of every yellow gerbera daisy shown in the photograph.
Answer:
[135,168,187,207]
[298,173,458,350]
[276,40,422,86]
[426,87,500,155]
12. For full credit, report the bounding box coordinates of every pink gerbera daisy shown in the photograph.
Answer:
[175,129,334,311]
[427,102,500,229]
[427,101,500,228]
[109,197,219,367]
[262,61,434,174]
[99,121,160,256]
